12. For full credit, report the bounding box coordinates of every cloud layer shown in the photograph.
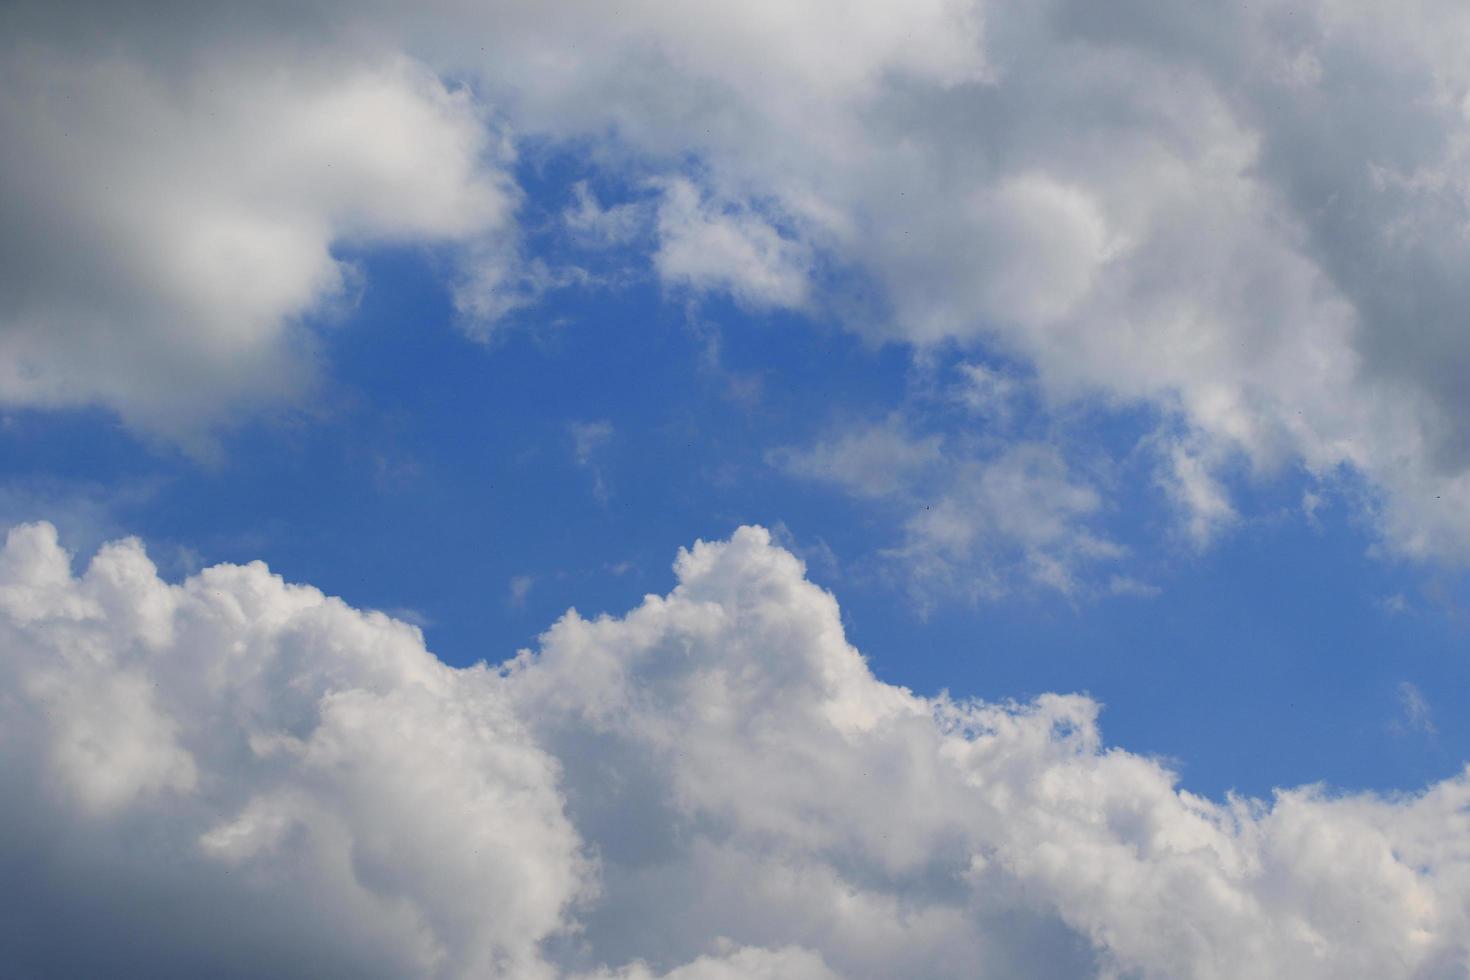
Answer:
[4,521,1469,978]
[7,0,1470,559]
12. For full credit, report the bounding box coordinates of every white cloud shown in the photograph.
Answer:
[0,42,515,447]
[768,417,943,500]
[418,0,1470,563]
[1108,574,1162,599]
[896,445,1123,601]
[653,178,812,311]
[774,419,1123,602]
[1395,681,1437,737]
[1380,593,1411,616]
[509,574,536,608]
[570,420,615,466]
[0,521,588,978]
[1159,438,1240,549]
[953,362,1022,423]
[580,943,841,980]
[497,524,1470,978]
[570,420,615,503]
[564,182,649,248]
[6,520,1468,977]
[10,0,1470,560]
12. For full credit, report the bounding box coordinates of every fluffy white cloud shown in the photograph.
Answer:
[5,520,1470,977]
[0,38,514,446]
[0,0,979,441]
[0,521,587,978]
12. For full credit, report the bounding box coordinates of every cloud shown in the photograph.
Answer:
[895,444,1124,600]
[424,0,1470,563]
[509,574,536,608]
[580,943,841,980]
[570,420,615,466]
[773,418,1123,601]
[1380,593,1411,616]
[564,182,650,248]
[0,521,588,978]
[0,40,514,447]
[570,420,615,503]
[652,178,812,310]
[1158,437,1240,549]
[1394,681,1437,738]
[5,520,1470,977]
[768,416,943,500]
[952,362,1023,423]
[1108,574,1162,599]
[10,0,1470,560]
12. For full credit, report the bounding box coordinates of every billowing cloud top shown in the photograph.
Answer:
[4,521,1468,978]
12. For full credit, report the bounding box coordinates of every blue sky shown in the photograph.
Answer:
[7,2,1470,977]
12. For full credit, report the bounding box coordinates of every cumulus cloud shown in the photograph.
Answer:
[5,520,1470,978]
[0,0,976,439]
[0,35,514,446]
[0,521,588,978]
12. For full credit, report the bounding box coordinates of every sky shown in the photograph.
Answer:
[4,1,1470,977]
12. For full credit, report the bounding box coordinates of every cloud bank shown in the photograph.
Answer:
[3,521,1468,978]
[7,0,1470,561]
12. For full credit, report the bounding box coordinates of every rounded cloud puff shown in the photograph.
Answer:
[0,522,586,979]
[2,521,1468,978]
[0,47,514,447]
